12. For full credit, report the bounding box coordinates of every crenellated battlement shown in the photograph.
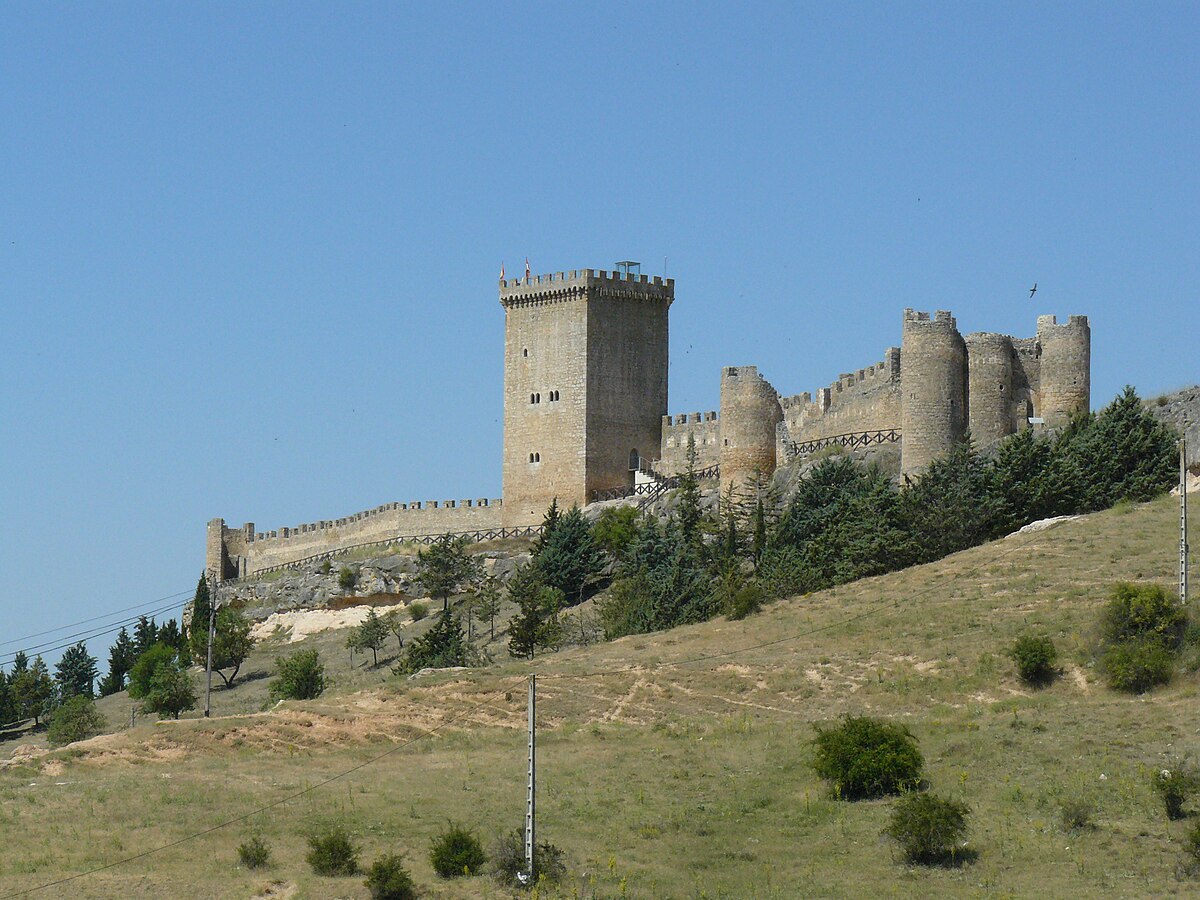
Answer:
[499,269,674,308]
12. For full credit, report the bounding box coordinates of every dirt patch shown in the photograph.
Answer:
[253,881,297,899]
[1069,665,1091,692]
[251,604,406,644]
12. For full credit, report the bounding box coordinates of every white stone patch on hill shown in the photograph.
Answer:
[1015,515,1082,535]
[251,603,412,644]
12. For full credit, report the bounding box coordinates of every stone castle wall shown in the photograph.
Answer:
[778,347,902,450]
[658,411,720,474]
[207,499,503,579]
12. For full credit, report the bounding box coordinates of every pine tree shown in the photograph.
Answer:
[534,504,605,606]
[347,607,388,666]
[210,608,254,687]
[99,627,135,696]
[507,564,563,659]
[11,656,54,726]
[675,435,704,548]
[54,642,98,700]
[143,663,196,719]
[0,671,13,726]
[416,534,482,611]
[12,651,28,675]
[534,498,562,553]
[396,610,470,674]
[188,573,213,663]
[475,576,502,641]
[133,616,158,656]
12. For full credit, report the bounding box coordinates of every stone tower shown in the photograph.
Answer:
[901,309,967,478]
[500,269,673,526]
[1036,314,1091,427]
[965,331,1016,447]
[719,365,782,495]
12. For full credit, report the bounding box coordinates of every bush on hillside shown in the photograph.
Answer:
[490,828,566,887]
[306,822,360,876]
[46,695,104,747]
[1101,582,1186,650]
[126,643,179,700]
[885,792,972,865]
[1153,765,1200,820]
[365,854,417,900]
[429,822,486,878]
[1184,820,1200,871]
[338,566,359,593]
[1008,633,1058,686]
[811,716,924,800]
[1102,638,1176,693]
[237,834,272,869]
[269,648,326,701]
[408,601,429,622]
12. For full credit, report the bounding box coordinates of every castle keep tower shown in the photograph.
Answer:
[901,309,967,478]
[965,331,1016,447]
[500,269,673,526]
[1036,314,1091,427]
[719,366,783,495]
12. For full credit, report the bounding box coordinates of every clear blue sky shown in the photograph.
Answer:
[2,3,1196,667]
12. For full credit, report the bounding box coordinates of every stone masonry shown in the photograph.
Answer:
[207,265,1091,578]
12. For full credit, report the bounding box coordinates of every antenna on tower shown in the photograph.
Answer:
[615,260,641,277]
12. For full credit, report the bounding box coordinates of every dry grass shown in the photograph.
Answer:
[1,494,1198,897]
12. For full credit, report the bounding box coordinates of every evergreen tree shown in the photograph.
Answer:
[989,427,1067,533]
[209,608,254,687]
[507,564,563,659]
[396,610,471,673]
[0,671,14,726]
[12,651,28,674]
[11,656,54,726]
[347,607,389,666]
[592,505,641,561]
[54,642,98,700]
[127,643,178,700]
[475,575,502,641]
[534,504,605,605]
[416,534,482,611]
[675,435,704,548]
[534,498,562,553]
[188,573,213,663]
[133,616,158,656]
[901,439,998,562]
[98,627,135,696]
[157,618,187,664]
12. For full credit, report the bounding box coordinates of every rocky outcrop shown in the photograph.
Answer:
[1149,386,1199,471]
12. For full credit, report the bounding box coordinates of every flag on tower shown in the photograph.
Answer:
[500,262,505,281]
[525,257,531,280]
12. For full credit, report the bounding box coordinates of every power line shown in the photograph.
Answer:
[0,598,189,667]
[0,589,195,650]
[0,678,527,899]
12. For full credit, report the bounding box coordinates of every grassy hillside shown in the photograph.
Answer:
[1,492,1197,898]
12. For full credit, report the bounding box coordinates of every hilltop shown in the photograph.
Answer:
[1,490,1196,898]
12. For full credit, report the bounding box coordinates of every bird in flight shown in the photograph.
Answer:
[1029,282,1038,298]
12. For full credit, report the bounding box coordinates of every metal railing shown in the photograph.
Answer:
[784,428,901,459]
[588,462,720,506]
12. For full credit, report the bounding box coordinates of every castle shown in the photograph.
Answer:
[206,266,1090,580]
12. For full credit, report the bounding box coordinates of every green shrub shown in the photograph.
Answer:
[339,566,359,592]
[237,834,271,869]
[319,559,333,575]
[755,547,809,600]
[811,716,923,800]
[269,648,327,701]
[429,822,486,878]
[885,792,971,865]
[365,853,417,899]
[1008,633,1058,686]
[46,695,104,747]
[1101,638,1175,693]
[725,582,765,621]
[1184,820,1200,868]
[490,828,566,887]
[1101,582,1186,649]
[1153,765,1200,819]
[306,822,360,876]
[408,601,429,622]
[1059,797,1095,831]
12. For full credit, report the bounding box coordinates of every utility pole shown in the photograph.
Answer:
[1182,439,1190,605]
[524,674,536,883]
[204,569,217,717]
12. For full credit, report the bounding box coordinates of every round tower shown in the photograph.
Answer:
[1037,315,1091,427]
[965,331,1015,448]
[901,309,967,478]
[719,366,782,496]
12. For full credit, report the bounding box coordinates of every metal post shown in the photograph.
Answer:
[1182,440,1190,605]
[524,674,536,882]
[204,571,217,717]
